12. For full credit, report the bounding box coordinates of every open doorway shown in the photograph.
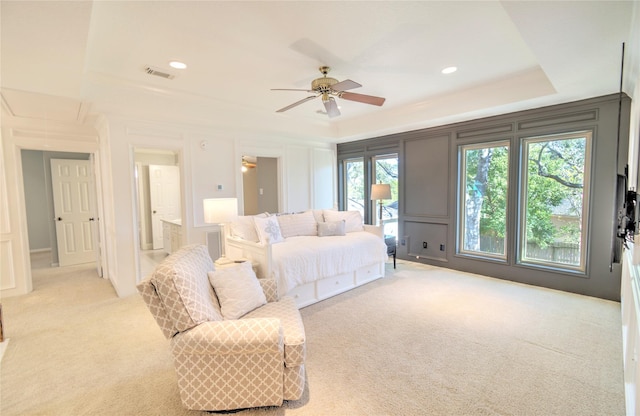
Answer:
[20,150,100,279]
[242,156,279,214]
[133,148,182,280]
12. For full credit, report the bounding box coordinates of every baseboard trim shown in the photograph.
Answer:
[0,339,8,362]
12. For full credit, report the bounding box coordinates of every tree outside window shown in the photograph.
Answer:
[459,132,591,271]
[520,132,591,270]
[459,142,509,258]
[344,158,365,217]
[374,154,398,236]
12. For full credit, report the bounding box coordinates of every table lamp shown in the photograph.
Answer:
[371,184,391,224]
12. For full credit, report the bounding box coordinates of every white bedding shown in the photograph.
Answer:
[271,231,388,296]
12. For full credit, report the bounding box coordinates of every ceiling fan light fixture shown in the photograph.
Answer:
[272,66,386,117]
[242,157,257,171]
[312,76,338,91]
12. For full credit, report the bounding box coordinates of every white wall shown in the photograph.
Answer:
[1,116,101,298]
[134,150,179,249]
[0,109,338,298]
[21,150,50,251]
[102,116,336,297]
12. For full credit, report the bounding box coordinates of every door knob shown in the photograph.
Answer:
[153,210,157,214]
[57,217,62,221]
[89,218,95,221]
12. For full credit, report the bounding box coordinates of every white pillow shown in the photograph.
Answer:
[253,215,284,244]
[310,209,325,223]
[277,211,317,238]
[208,261,267,320]
[318,220,346,237]
[323,210,364,233]
[230,213,267,242]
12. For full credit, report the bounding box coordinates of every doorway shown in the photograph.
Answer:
[21,150,98,272]
[242,156,279,214]
[133,148,182,280]
[50,158,98,266]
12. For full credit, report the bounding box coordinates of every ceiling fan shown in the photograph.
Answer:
[272,66,386,118]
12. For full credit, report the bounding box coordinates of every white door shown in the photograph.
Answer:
[148,165,181,250]
[89,155,103,277]
[51,159,96,266]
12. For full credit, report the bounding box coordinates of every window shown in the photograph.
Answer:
[519,131,591,272]
[458,142,509,259]
[373,154,398,236]
[343,158,365,218]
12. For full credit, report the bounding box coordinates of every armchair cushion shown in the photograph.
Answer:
[150,245,222,332]
[208,261,267,320]
[171,318,283,356]
[243,296,306,367]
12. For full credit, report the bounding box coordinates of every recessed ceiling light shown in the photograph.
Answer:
[441,66,457,74]
[169,61,187,69]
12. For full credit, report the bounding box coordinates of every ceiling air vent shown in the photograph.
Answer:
[144,66,175,80]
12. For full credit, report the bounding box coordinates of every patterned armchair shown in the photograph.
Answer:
[137,244,306,411]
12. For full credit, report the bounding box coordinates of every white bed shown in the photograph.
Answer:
[225,215,388,308]
[271,231,388,297]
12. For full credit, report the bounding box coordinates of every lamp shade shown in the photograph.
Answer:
[371,184,391,200]
[203,198,238,224]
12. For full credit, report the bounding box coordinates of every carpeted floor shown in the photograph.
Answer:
[0,259,624,415]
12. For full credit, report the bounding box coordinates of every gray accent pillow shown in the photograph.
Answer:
[318,220,346,237]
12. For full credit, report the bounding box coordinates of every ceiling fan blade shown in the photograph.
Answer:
[340,91,386,106]
[323,97,340,118]
[331,79,361,92]
[271,88,315,92]
[276,95,317,113]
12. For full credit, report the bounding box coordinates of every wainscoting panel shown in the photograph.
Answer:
[403,135,450,218]
[403,221,448,262]
[621,244,640,415]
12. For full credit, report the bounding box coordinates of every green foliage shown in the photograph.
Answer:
[345,156,399,212]
[345,159,365,210]
[478,146,509,239]
[464,135,587,252]
[375,158,398,201]
[524,138,585,248]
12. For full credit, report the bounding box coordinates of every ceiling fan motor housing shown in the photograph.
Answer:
[272,65,385,117]
[312,76,338,92]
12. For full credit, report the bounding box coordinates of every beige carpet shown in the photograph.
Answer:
[0,260,624,415]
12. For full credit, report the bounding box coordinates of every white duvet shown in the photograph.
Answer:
[271,231,388,296]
